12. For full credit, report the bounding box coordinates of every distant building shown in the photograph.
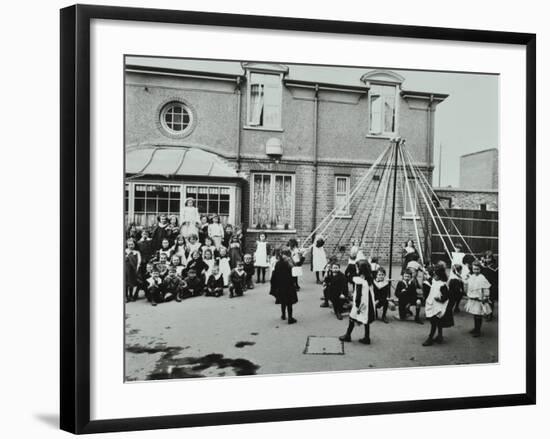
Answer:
[459,148,498,190]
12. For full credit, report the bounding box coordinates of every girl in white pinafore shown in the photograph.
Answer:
[254,233,270,283]
[422,264,452,346]
[311,237,328,284]
[464,260,491,337]
[339,261,376,345]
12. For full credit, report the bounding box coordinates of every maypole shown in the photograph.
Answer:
[388,137,403,281]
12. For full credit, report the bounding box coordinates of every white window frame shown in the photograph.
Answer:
[245,71,284,131]
[368,83,399,137]
[403,177,419,217]
[184,184,233,225]
[128,183,183,227]
[334,176,351,216]
[125,182,236,227]
[249,172,295,231]
[160,102,193,135]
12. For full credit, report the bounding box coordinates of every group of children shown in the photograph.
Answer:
[307,239,498,346]
[125,211,273,306]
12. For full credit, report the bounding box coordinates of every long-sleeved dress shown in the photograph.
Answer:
[270,259,298,305]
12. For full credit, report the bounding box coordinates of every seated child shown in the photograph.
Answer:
[201,236,217,260]
[323,263,348,320]
[186,250,209,282]
[181,268,204,298]
[373,268,390,323]
[170,255,185,278]
[164,266,186,303]
[186,234,201,259]
[395,269,418,321]
[243,254,255,289]
[156,238,172,262]
[154,253,170,279]
[203,249,215,279]
[138,262,154,297]
[216,246,231,287]
[146,269,165,306]
[229,261,247,298]
[205,265,224,297]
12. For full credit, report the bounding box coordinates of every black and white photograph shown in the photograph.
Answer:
[124,56,499,381]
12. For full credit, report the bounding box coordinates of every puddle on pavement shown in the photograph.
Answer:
[148,352,260,380]
[235,341,256,348]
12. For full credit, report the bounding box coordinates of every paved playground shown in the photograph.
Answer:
[125,270,498,381]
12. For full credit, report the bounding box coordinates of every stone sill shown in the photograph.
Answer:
[247,228,296,234]
[243,125,284,133]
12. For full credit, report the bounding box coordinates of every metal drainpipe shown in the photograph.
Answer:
[236,77,242,172]
[311,84,320,239]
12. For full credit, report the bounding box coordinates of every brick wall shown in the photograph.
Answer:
[434,188,498,211]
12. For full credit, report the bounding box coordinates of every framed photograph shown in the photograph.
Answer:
[60,4,536,434]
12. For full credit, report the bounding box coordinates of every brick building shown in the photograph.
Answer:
[125,58,448,263]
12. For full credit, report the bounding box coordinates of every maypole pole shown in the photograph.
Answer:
[388,137,402,281]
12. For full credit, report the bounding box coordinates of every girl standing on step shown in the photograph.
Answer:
[339,261,375,344]
[180,197,201,239]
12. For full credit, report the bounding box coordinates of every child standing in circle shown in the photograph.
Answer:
[339,261,375,344]
[311,236,328,284]
[180,197,201,239]
[254,233,270,284]
[288,239,304,291]
[465,260,492,337]
[422,264,452,346]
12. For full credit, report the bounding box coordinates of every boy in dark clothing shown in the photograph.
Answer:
[181,268,204,298]
[205,265,224,297]
[323,263,348,320]
[229,261,247,298]
[164,266,187,303]
[243,254,255,289]
[395,269,418,321]
[146,269,167,306]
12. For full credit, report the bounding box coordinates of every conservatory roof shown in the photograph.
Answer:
[126,146,242,179]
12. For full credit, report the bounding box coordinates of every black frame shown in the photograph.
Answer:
[60,4,536,434]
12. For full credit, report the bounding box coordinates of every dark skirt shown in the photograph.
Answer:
[125,253,139,288]
[438,302,455,328]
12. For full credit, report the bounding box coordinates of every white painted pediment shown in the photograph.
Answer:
[360,69,405,85]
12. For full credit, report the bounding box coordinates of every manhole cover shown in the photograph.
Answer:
[304,336,344,355]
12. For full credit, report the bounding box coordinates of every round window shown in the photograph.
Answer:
[160,102,192,134]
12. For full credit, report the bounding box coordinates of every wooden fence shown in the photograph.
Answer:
[430,208,498,263]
